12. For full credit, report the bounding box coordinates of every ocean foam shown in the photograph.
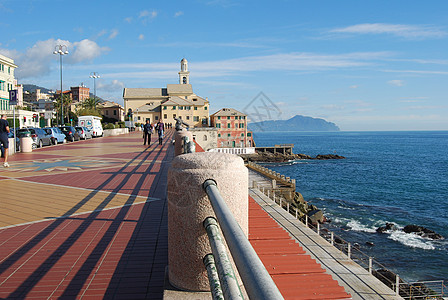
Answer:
[388,231,435,250]
[347,219,377,233]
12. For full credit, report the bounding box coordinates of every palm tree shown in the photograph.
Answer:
[82,97,101,110]
[54,94,71,125]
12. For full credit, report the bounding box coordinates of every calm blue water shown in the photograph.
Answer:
[253,131,448,282]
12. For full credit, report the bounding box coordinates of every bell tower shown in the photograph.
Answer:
[179,58,190,84]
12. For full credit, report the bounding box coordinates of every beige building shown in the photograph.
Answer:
[0,54,18,110]
[99,101,124,122]
[123,58,209,127]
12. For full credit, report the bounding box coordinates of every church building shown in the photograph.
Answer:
[123,58,209,127]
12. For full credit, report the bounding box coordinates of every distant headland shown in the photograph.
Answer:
[248,115,340,132]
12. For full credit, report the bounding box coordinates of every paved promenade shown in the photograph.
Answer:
[0,130,174,299]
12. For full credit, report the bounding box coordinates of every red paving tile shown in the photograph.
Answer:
[249,196,350,299]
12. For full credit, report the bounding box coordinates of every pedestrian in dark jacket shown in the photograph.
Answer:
[155,119,164,145]
[143,120,153,146]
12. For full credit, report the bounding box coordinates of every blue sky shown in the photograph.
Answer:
[1,0,447,131]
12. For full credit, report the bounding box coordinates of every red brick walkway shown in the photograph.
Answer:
[0,131,174,299]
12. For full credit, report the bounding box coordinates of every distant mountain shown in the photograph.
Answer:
[22,83,104,102]
[248,115,340,132]
[22,84,54,94]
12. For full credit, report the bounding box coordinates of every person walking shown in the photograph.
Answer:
[0,115,10,167]
[155,119,164,145]
[143,119,153,146]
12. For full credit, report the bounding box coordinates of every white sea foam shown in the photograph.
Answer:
[388,231,435,250]
[347,219,377,233]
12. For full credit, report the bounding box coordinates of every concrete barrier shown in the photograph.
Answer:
[103,128,129,137]
[167,152,248,291]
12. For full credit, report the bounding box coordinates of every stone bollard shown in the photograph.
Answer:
[20,137,33,153]
[174,128,193,156]
[167,152,248,291]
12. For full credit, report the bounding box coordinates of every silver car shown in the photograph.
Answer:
[75,126,93,140]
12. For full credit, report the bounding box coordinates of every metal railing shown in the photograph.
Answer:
[202,179,284,300]
[255,181,447,300]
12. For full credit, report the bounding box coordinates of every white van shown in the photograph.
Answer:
[78,116,103,137]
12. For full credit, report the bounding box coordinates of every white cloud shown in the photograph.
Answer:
[97,79,125,91]
[108,29,119,40]
[138,34,145,40]
[174,11,184,17]
[349,85,358,89]
[69,39,110,64]
[95,51,392,80]
[388,79,405,87]
[330,23,447,39]
[124,17,133,23]
[139,10,157,24]
[2,38,109,79]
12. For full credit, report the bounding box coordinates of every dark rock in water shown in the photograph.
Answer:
[376,222,398,233]
[365,241,375,247]
[315,154,346,160]
[307,209,324,224]
[403,224,444,240]
[334,237,344,244]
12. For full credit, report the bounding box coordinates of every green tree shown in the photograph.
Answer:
[54,94,71,125]
[82,97,101,110]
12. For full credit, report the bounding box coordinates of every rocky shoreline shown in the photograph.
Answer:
[241,151,346,163]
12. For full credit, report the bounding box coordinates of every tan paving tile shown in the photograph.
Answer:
[0,179,150,228]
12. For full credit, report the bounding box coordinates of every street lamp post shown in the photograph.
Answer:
[53,45,69,126]
[89,72,100,106]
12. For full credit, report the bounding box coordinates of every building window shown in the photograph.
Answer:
[194,107,198,110]
[172,106,176,110]
[164,114,167,119]
[227,133,231,137]
[163,106,167,110]
[173,114,176,118]
[204,106,207,110]
[218,116,221,120]
[179,106,183,110]
[241,133,244,136]
[227,123,230,128]
[106,110,109,115]
[194,116,199,122]
[186,116,190,120]
[155,116,159,120]
[114,110,117,115]
[138,116,141,120]
[247,132,251,137]
[218,134,221,137]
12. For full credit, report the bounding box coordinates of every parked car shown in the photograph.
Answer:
[75,126,93,140]
[59,126,80,142]
[44,127,67,144]
[18,127,52,149]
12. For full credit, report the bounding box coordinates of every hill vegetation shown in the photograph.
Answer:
[248,115,340,131]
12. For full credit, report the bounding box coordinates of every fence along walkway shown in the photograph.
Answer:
[249,169,403,300]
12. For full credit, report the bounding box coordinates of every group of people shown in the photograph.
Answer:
[0,115,10,168]
[143,119,165,146]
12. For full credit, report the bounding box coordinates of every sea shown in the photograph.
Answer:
[252,131,448,283]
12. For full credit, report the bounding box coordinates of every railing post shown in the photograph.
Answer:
[396,274,400,296]
[295,208,298,219]
[317,222,320,235]
[305,215,308,227]
[368,257,373,274]
[330,232,334,245]
[167,152,248,291]
[347,243,351,259]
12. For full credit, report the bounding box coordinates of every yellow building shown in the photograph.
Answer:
[123,58,209,127]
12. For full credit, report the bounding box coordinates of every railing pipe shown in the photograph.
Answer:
[203,217,244,300]
[203,179,284,300]
[203,254,225,300]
